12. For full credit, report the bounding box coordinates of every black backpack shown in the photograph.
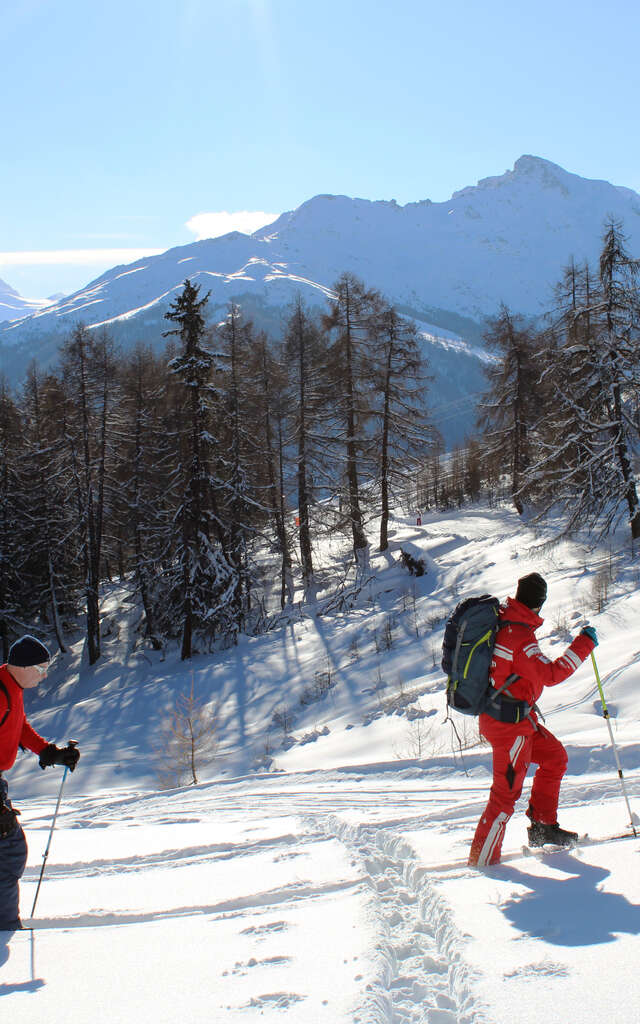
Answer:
[442,595,531,723]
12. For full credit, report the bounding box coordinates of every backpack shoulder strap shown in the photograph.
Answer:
[0,678,11,728]
[496,619,532,652]
[490,620,528,697]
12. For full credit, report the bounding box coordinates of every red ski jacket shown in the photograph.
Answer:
[0,664,47,772]
[489,597,595,716]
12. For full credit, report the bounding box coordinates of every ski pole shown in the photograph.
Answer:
[30,747,75,919]
[591,653,638,837]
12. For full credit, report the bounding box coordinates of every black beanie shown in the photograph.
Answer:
[8,634,50,667]
[515,573,547,610]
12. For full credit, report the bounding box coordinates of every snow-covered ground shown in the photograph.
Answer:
[2,505,639,1023]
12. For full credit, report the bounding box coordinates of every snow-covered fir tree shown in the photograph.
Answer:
[525,222,640,542]
[164,280,236,659]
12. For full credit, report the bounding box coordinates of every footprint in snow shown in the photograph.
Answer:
[243,992,306,1010]
[226,956,292,976]
[240,920,289,937]
[503,959,569,979]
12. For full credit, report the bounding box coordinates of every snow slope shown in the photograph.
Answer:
[0,277,49,322]
[1,505,639,1023]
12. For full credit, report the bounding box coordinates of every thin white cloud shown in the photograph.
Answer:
[0,248,165,267]
[185,211,279,241]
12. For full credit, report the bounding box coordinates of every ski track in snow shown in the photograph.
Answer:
[314,814,488,1024]
[19,762,637,1018]
[18,780,491,1021]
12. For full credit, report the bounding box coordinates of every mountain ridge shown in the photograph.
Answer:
[0,276,50,322]
[5,155,639,340]
[3,155,640,445]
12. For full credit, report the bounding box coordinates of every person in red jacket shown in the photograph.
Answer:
[468,573,597,867]
[0,635,80,931]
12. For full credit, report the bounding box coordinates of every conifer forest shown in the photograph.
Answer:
[1,220,638,662]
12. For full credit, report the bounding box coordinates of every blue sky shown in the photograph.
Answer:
[3,0,640,298]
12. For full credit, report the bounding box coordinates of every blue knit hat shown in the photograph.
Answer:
[8,634,50,667]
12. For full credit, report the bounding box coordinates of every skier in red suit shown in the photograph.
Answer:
[0,635,80,931]
[468,573,597,866]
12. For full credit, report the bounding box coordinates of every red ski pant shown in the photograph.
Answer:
[468,715,568,866]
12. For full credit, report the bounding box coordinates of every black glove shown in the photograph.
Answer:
[0,803,20,839]
[39,741,80,772]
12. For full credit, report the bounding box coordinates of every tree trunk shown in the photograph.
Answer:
[48,555,67,654]
[294,306,314,589]
[181,588,192,661]
[511,340,525,515]
[273,417,294,607]
[379,342,393,552]
[611,378,640,539]
[298,436,314,588]
[86,491,101,665]
[259,343,293,609]
[343,296,368,561]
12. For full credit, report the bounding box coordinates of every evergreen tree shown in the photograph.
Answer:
[597,219,640,539]
[526,223,640,542]
[523,261,602,525]
[164,280,235,658]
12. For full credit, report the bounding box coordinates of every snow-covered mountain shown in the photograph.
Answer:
[0,276,49,322]
[3,155,640,444]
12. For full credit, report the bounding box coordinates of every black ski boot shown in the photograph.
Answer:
[527,820,579,848]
